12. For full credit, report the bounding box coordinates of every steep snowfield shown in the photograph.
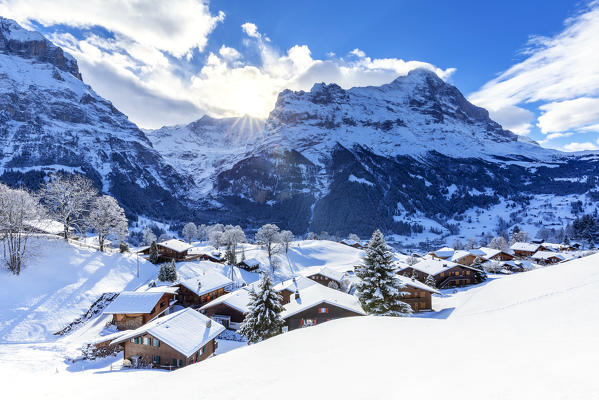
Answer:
[0,238,156,343]
[2,245,598,399]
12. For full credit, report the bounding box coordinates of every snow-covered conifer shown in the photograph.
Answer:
[355,229,412,316]
[158,260,177,282]
[425,274,436,288]
[238,273,285,343]
[149,241,159,264]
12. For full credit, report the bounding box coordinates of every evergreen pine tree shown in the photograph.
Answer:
[225,244,236,266]
[563,235,570,245]
[238,273,285,343]
[425,274,436,288]
[355,229,412,316]
[149,240,159,264]
[158,260,177,282]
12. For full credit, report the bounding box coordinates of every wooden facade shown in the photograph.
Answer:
[400,286,433,312]
[175,285,227,308]
[284,302,362,331]
[453,254,476,266]
[306,273,341,288]
[402,266,483,289]
[201,303,245,327]
[121,333,217,369]
[487,251,514,261]
[110,293,173,330]
[155,244,189,261]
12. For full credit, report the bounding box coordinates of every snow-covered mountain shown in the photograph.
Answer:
[149,69,599,241]
[2,17,598,242]
[0,18,191,220]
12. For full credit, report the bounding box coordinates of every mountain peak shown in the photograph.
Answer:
[0,17,81,80]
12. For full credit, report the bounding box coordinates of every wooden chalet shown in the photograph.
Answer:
[303,266,347,288]
[190,249,225,263]
[396,275,440,312]
[199,286,253,329]
[279,281,365,331]
[103,290,176,330]
[474,247,514,262]
[236,258,262,271]
[429,248,478,266]
[531,251,566,265]
[510,242,549,258]
[156,239,193,262]
[400,258,484,289]
[111,308,225,370]
[174,272,232,307]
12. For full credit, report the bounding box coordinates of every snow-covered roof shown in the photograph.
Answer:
[532,251,566,261]
[199,286,254,314]
[303,266,347,283]
[144,286,179,294]
[103,291,166,314]
[429,247,455,259]
[24,219,66,235]
[178,272,232,297]
[396,275,440,294]
[510,242,541,252]
[477,247,513,259]
[405,258,460,276]
[273,276,318,293]
[280,283,365,319]
[158,239,193,253]
[450,250,475,263]
[339,239,363,247]
[111,308,225,358]
[239,258,261,268]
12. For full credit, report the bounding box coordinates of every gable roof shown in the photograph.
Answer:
[406,258,460,276]
[450,250,475,263]
[280,284,365,319]
[302,266,347,283]
[103,291,166,314]
[510,242,541,252]
[158,239,193,253]
[477,247,513,259]
[111,308,225,358]
[273,276,318,293]
[396,274,440,294]
[199,286,254,314]
[238,258,261,268]
[24,219,67,235]
[531,251,566,261]
[429,247,455,259]
[178,272,232,297]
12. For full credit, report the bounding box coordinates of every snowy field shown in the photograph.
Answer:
[1,238,598,399]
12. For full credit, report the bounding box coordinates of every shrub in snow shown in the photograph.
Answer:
[158,260,177,282]
[149,241,159,264]
[238,272,285,343]
[355,229,412,316]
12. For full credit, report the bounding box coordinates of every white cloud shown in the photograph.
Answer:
[241,22,261,39]
[0,0,225,58]
[469,1,599,135]
[561,142,599,152]
[537,97,599,133]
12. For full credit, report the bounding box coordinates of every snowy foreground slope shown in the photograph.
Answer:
[3,249,599,399]
[0,238,156,343]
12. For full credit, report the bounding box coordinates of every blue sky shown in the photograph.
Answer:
[0,0,597,151]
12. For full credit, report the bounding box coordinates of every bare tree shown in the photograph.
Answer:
[306,232,318,240]
[196,224,208,243]
[511,230,530,244]
[182,222,197,243]
[255,224,282,270]
[42,173,98,239]
[280,230,294,253]
[465,238,478,250]
[222,226,246,266]
[489,236,508,251]
[86,195,128,252]
[348,233,360,242]
[208,224,225,249]
[0,184,43,275]
[143,227,157,246]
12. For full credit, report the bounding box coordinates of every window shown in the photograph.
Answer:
[466,270,470,276]
[130,338,135,343]
[160,301,165,308]
[133,337,141,344]
[153,339,160,347]
[173,359,182,367]
[150,307,155,314]
[318,307,328,314]
[152,356,160,364]
[440,272,444,277]
[197,346,205,358]
[143,337,151,346]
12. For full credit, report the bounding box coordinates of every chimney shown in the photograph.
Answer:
[294,291,300,300]
[206,319,212,328]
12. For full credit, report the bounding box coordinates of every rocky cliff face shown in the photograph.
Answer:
[0,17,192,220]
